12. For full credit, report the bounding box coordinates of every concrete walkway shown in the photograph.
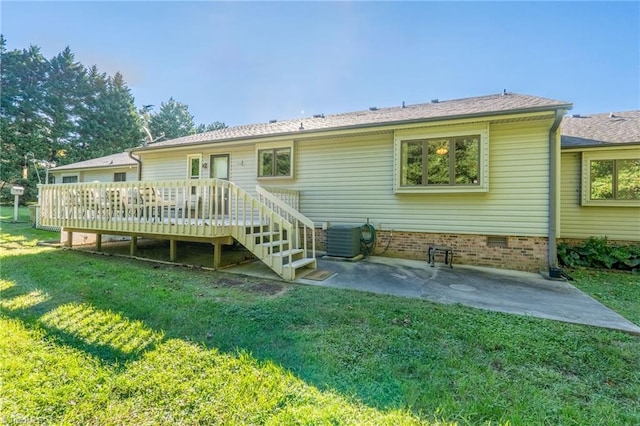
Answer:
[226,255,640,335]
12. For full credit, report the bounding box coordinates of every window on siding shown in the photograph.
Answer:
[589,159,639,201]
[62,176,78,183]
[400,135,480,187]
[582,151,640,206]
[258,147,292,178]
[114,172,127,182]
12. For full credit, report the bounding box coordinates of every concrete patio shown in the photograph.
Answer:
[224,254,640,335]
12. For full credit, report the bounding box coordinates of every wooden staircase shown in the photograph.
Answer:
[241,224,316,280]
[230,185,317,280]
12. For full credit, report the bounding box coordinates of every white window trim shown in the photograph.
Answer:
[581,150,640,207]
[393,123,489,194]
[256,140,295,179]
[61,174,79,183]
[113,172,127,182]
[186,154,202,180]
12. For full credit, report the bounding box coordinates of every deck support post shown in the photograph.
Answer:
[96,234,102,252]
[170,239,177,262]
[66,230,73,248]
[213,241,222,270]
[130,236,138,256]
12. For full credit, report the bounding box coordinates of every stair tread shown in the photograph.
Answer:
[287,257,316,269]
[272,249,304,257]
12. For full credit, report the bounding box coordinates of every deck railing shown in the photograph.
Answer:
[38,179,316,279]
[39,179,276,239]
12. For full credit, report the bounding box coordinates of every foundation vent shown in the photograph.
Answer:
[487,236,508,248]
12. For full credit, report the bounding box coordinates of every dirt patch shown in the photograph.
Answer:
[248,282,285,296]
[217,277,245,287]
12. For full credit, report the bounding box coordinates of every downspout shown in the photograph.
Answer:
[548,109,565,275]
[128,152,142,181]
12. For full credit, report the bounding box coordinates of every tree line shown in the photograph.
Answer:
[1,36,225,198]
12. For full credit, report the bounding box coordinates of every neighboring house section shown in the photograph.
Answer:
[131,93,572,272]
[49,152,139,183]
[560,111,640,243]
[47,152,140,244]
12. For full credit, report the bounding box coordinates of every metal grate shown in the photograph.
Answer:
[487,236,508,248]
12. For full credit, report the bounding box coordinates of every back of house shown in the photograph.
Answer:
[131,92,572,272]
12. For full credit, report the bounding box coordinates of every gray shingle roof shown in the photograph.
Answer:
[51,152,138,171]
[136,92,571,151]
[561,111,640,148]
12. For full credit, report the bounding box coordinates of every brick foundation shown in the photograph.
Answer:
[313,229,549,272]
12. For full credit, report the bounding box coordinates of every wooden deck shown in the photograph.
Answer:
[39,179,316,280]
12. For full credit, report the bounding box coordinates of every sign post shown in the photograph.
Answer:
[11,186,24,222]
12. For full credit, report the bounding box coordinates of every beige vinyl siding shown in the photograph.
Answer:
[140,146,257,191]
[561,151,640,241]
[51,167,136,183]
[82,168,136,183]
[281,120,551,236]
[137,118,554,237]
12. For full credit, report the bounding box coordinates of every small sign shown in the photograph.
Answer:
[11,186,24,195]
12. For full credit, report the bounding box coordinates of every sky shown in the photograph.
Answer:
[2,1,639,127]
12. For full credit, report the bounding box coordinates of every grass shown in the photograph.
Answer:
[2,206,639,425]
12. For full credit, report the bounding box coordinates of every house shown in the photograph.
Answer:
[45,152,140,243]
[49,152,139,184]
[560,111,640,244]
[39,92,577,279]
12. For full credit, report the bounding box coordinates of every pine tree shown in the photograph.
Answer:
[1,39,49,189]
[195,121,227,133]
[148,97,196,140]
[42,47,86,163]
[75,69,142,161]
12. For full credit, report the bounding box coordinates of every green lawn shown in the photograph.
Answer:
[2,207,639,425]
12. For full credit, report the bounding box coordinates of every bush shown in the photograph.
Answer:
[558,237,640,273]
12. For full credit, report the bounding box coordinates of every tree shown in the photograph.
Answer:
[1,37,143,198]
[0,38,49,190]
[75,69,142,161]
[42,47,86,163]
[147,97,196,140]
[196,121,227,133]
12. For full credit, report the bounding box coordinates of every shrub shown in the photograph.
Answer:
[558,237,640,273]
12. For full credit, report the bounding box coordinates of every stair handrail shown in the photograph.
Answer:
[256,185,316,261]
[256,185,313,229]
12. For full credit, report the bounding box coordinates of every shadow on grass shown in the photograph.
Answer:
[1,280,164,365]
[4,235,640,425]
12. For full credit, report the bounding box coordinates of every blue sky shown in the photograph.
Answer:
[3,1,639,127]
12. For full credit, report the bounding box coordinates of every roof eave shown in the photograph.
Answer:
[562,141,640,152]
[130,103,573,154]
[51,163,138,172]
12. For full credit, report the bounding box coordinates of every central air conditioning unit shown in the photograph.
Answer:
[327,225,361,257]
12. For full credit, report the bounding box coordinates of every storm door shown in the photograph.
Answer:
[210,154,230,215]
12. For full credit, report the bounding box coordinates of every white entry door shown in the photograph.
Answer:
[210,154,229,214]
